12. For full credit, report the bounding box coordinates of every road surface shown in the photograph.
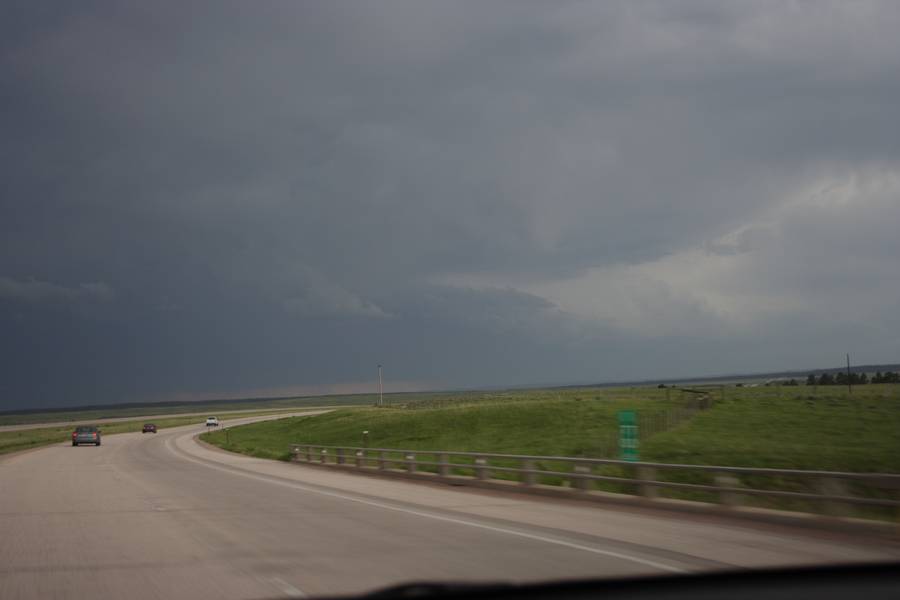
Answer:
[1,412,898,599]
[0,406,346,433]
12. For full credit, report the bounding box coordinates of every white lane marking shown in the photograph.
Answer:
[165,435,686,574]
[270,576,307,598]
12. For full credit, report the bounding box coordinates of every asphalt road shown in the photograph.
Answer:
[0,407,344,433]
[1,413,898,600]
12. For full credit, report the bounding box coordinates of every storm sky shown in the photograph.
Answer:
[2,1,899,410]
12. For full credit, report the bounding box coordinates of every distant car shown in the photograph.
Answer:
[72,426,101,446]
[205,416,219,427]
[142,423,157,433]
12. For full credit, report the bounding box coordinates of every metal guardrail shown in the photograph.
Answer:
[289,444,900,520]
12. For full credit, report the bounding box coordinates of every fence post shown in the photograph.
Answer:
[818,477,852,518]
[319,448,328,464]
[336,447,345,465]
[636,466,659,499]
[438,452,450,477]
[475,456,489,480]
[306,446,312,462]
[406,453,417,474]
[378,451,387,470]
[715,472,744,507]
[573,463,591,492]
[522,459,536,486]
[355,450,363,467]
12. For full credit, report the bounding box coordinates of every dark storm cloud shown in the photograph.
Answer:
[2,1,900,409]
[0,277,114,303]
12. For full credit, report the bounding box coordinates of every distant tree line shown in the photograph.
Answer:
[804,371,900,386]
[872,371,900,384]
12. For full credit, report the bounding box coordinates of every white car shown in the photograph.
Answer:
[205,416,219,427]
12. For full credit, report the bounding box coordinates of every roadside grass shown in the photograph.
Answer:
[201,392,675,464]
[3,387,624,427]
[0,396,368,427]
[203,384,900,519]
[0,408,304,457]
[639,387,900,517]
[642,388,900,472]
[202,384,900,470]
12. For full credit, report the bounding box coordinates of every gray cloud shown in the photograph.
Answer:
[2,1,899,409]
[0,277,114,303]
[282,277,391,320]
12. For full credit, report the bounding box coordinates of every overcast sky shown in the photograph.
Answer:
[2,1,899,410]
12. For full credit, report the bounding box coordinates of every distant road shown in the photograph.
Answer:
[0,406,343,432]
[1,411,897,600]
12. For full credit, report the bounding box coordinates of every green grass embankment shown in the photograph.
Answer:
[639,387,900,515]
[643,389,900,472]
[203,384,900,519]
[202,392,673,461]
[202,385,900,471]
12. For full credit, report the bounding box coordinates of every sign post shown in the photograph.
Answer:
[618,410,639,461]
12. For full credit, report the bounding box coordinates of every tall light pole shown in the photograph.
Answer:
[378,364,383,407]
[846,353,852,395]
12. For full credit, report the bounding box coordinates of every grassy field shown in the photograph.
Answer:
[201,389,678,461]
[202,384,900,518]
[0,385,712,427]
[0,408,304,457]
[635,386,900,516]
[204,384,900,471]
[642,388,900,472]
[0,394,371,427]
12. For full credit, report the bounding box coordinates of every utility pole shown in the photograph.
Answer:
[846,353,852,395]
[378,364,383,407]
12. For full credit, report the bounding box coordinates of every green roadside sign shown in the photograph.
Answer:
[618,410,639,461]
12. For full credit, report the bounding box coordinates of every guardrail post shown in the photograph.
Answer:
[573,463,591,492]
[818,477,852,518]
[521,459,536,486]
[893,482,900,527]
[637,466,658,499]
[879,477,900,526]
[283,445,900,522]
[475,456,489,480]
[715,472,743,507]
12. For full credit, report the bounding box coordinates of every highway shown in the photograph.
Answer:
[1,412,898,599]
[0,407,345,433]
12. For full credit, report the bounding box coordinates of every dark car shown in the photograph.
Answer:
[72,426,101,446]
[142,423,157,433]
